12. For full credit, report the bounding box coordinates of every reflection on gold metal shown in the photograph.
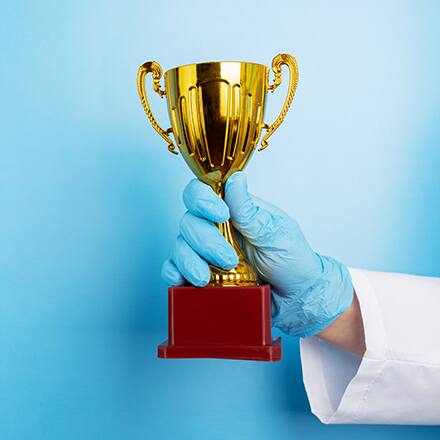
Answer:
[137,54,299,286]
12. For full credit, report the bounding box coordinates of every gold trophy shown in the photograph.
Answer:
[137,54,298,361]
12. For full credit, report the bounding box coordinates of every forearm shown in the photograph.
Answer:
[317,292,366,356]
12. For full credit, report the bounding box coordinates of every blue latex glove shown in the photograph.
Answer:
[161,172,354,337]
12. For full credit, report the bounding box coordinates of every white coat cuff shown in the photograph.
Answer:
[299,268,388,424]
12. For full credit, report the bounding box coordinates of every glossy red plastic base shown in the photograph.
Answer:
[158,284,281,361]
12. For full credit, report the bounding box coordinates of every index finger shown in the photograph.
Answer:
[183,178,230,223]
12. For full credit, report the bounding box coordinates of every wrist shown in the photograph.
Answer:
[317,292,366,356]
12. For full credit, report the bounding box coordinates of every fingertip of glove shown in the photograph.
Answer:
[226,171,247,190]
[225,172,249,205]
[213,202,230,223]
[220,250,239,270]
[183,178,230,222]
[191,270,211,287]
[161,259,185,286]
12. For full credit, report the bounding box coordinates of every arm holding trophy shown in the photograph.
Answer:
[162,173,363,354]
[136,53,362,356]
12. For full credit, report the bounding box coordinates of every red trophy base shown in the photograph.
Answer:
[158,284,281,362]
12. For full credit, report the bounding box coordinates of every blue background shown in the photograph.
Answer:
[1,1,440,438]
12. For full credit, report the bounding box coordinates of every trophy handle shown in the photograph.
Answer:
[137,61,178,154]
[259,53,299,151]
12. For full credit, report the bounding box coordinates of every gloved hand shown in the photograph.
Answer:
[161,172,354,337]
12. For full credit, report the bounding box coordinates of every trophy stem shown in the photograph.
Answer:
[215,184,244,260]
[208,183,259,287]
[217,220,245,256]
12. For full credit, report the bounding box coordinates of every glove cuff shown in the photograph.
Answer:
[272,256,354,338]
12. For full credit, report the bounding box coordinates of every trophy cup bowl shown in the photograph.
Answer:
[137,54,298,360]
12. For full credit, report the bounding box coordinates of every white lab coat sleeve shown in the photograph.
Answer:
[299,268,440,424]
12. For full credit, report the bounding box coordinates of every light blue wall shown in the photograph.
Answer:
[1,1,439,438]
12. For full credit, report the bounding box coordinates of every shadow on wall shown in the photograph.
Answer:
[390,113,440,277]
[105,134,184,334]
